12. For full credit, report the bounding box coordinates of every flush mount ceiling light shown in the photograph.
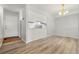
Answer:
[59,4,69,16]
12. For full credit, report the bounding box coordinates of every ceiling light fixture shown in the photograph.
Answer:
[59,4,69,16]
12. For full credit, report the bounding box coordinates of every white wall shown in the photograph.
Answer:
[55,14,79,38]
[47,15,55,36]
[0,12,2,38]
[26,5,55,43]
[26,6,47,43]
[19,7,26,43]
[0,6,3,47]
[0,7,3,38]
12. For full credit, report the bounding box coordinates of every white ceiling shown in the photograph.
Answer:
[1,4,79,17]
[29,4,79,17]
[29,4,79,12]
[0,4,25,12]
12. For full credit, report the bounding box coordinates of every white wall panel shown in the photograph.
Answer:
[19,7,26,43]
[27,8,47,43]
[26,5,55,43]
[55,14,79,38]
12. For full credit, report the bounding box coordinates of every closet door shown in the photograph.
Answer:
[4,10,19,37]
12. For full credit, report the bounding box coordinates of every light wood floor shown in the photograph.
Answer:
[0,36,79,54]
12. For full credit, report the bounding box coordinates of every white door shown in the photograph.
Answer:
[4,10,19,37]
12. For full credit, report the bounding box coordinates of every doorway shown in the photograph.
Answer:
[3,9,20,43]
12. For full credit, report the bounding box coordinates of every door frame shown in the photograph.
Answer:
[3,8,20,38]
